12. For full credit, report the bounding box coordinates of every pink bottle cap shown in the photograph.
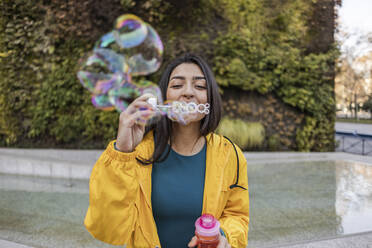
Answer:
[195,214,220,237]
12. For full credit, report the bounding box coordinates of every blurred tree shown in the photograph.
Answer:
[335,29,372,119]
[335,57,368,119]
[362,94,372,119]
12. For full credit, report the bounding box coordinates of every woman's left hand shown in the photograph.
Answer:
[188,235,231,248]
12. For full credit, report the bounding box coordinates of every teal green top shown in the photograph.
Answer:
[151,144,207,247]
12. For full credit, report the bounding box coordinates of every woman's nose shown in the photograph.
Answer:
[183,83,194,98]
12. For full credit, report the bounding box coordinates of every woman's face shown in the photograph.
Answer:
[166,63,208,124]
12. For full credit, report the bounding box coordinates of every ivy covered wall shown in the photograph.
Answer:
[0,0,338,150]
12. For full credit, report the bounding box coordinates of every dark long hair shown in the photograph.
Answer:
[137,53,222,165]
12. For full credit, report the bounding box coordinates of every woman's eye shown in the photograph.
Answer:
[171,85,182,88]
[196,85,207,89]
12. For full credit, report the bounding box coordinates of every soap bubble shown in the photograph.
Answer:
[96,16,163,76]
[106,80,161,112]
[91,94,115,110]
[114,14,148,49]
[136,79,163,104]
[94,32,117,49]
[93,48,128,74]
[77,13,163,113]
[77,49,129,95]
[108,83,140,112]
[123,24,164,76]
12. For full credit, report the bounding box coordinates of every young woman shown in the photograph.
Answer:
[84,54,249,248]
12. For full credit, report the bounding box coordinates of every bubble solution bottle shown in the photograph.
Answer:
[194,214,220,248]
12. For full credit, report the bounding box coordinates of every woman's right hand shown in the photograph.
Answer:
[116,94,156,153]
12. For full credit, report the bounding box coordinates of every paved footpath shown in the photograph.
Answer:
[336,122,372,135]
[2,230,372,248]
[0,239,33,248]
[273,231,372,248]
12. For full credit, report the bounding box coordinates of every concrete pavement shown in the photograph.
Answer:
[0,239,34,248]
[271,231,372,248]
[0,148,102,179]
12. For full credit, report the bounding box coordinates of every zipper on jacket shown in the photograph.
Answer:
[223,136,247,190]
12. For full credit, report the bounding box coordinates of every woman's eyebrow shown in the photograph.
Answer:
[169,76,185,81]
[193,76,206,80]
[169,76,206,81]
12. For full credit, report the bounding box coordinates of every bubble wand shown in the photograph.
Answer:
[145,97,210,125]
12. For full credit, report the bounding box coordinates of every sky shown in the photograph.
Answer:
[338,0,372,34]
[337,0,372,57]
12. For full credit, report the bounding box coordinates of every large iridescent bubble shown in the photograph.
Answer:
[95,14,163,76]
[106,80,162,112]
[114,14,148,49]
[77,14,163,112]
[77,48,128,95]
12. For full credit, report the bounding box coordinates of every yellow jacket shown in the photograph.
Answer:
[84,131,249,248]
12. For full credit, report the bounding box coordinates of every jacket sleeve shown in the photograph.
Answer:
[219,146,250,248]
[84,140,140,245]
